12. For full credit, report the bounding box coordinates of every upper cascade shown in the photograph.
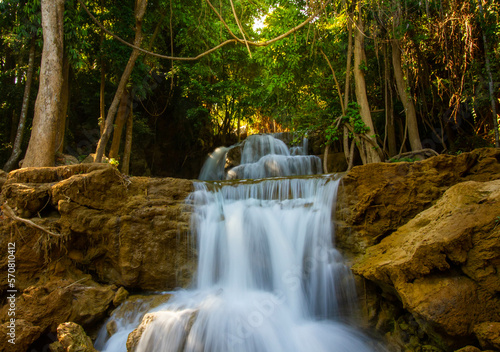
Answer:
[199,133,322,181]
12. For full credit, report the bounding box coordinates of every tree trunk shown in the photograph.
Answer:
[109,89,130,159]
[100,59,106,135]
[476,0,499,147]
[3,38,36,172]
[22,0,65,168]
[121,99,133,175]
[56,53,70,154]
[353,5,381,164]
[94,0,148,163]
[342,2,354,165]
[392,40,423,152]
[384,42,397,157]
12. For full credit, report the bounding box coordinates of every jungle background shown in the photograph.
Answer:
[0,0,499,178]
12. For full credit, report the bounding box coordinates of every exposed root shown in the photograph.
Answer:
[1,202,62,237]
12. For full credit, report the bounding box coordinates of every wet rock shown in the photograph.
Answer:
[113,287,129,306]
[126,307,196,352]
[126,313,157,352]
[55,322,97,352]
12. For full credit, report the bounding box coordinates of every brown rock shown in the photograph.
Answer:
[353,179,500,349]
[0,279,115,350]
[126,313,157,352]
[454,347,482,352]
[113,287,129,306]
[56,322,97,352]
[474,322,500,350]
[0,319,43,352]
[337,148,500,256]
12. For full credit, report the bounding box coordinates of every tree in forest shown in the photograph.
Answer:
[22,0,65,168]
[352,2,381,164]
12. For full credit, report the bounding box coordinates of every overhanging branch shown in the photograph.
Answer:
[77,0,331,60]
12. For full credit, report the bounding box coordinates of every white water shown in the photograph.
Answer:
[199,134,321,181]
[98,134,380,352]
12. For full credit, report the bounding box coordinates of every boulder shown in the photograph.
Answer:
[353,179,500,349]
[53,322,97,352]
[0,164,196,292]
[473,322,500,350]
[337,148,500,257]
[0,278,116,351]
[0,319,43,352]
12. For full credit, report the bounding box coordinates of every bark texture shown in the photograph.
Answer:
[392,40,423,152]
[22,0,65,168]
[353,6,381,164]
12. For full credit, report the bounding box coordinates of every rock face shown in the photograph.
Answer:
[0,164,195,351]
[337,148,500,256]
[340,148,500,351]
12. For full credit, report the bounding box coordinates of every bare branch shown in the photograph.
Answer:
[230,0,252,57]
[77,0,331,60]
[2,202,62,238]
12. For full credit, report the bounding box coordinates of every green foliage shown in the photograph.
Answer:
[389,157,418,163]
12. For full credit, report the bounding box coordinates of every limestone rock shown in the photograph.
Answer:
[474,322,500,350]
[56,322,97,352]
[0,319,43,352]
[0,279,116,351]
[126,313,157,352]
[113,287,129,306]
[126,308,196,352]
[337,148,500,256]
[353,179,500,349]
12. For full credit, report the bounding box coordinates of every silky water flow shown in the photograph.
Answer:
[97,135,382,352]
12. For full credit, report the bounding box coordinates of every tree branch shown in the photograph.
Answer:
[1,202,62,237]
[77,0,331,60]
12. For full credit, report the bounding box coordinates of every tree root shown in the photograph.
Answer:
[1,202,62,237]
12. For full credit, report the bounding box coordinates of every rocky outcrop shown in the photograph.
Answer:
[49,322,97,352]
[337,148,500,257]
[345,149,500,351]
[0,164,195,351]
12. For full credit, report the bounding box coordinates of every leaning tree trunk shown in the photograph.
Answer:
[109,89,130,159]
[94,0,148,163]
[3,38,36,172]
[392,40,423,152]
[384,42,397,157]
[353,5,381,164]
[22,0,65,168]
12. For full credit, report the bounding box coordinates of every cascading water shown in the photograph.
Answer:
[98,134,381,352]
[199,134,322,181]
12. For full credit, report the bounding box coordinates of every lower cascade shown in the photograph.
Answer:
[98,135,381,352]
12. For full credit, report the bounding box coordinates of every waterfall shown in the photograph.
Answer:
[131,177,376,352]
[98,134,381,352]
[199,134,321,181]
